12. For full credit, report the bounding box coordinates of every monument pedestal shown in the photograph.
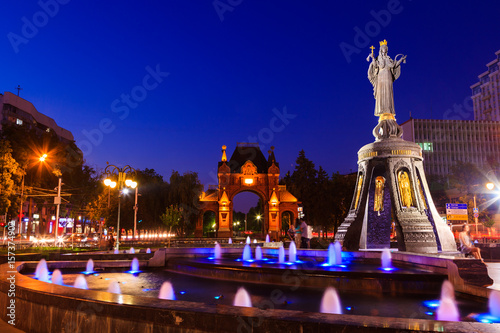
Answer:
[335,137,456,253]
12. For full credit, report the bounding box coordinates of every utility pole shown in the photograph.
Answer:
[54,177,62,245]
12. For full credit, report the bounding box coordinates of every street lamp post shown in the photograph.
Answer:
[133,185,140,240]
[103,164,136,251]
[54,177,62,246]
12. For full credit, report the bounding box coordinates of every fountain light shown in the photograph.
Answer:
[126,258,141,274]
[51,269,63,285]
[73,275,88,289]
[320,287,342,314]
[83,259,95,275]
[233,287,252,307]
[158,281,175,300]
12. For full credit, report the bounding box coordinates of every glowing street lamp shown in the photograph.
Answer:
[486,182,495,191]
[103,163,136,250]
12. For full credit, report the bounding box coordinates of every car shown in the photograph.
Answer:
[64,233,88,243]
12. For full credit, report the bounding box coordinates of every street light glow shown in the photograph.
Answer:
[104,178,111,186]
[486,182,495,190]
[39,153,47,162]
[110,181,117,188]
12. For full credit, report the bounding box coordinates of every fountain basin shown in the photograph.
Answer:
[2,261,497,333]
[0,248,496,332]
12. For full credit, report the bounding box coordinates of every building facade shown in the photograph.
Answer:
[471,49,500,121]
[0,91,74,143]
[401,118,500,178]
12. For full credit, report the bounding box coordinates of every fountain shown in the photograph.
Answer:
[130,258,140,272]
[253,239,257,244]
[73,275,88,289]
[327,243,337,266]
[381,248,392,270]
[265,234,270,243]
[85,259,94,274]
[228,238,232,244]
[158,281,175,300]
[436,297,460,321]
[242,244,252,261]
[320,287,342,314]
[146,248,151,253]
[35,259,48,279]
[436,280,459,321]
[278,245,285,263]
[255,246,263,260]
[129,247,135,254]
[113,248,119,254]
[441,280,455,301]
[51,269,63,285]
[490,290,500,317]
[289,241,297,262]
[233,287,252,307]
[334,241,342,265]
[214,243,222,260]
[38,264,50,283]
[246,236,250,244]
[107,280,121,294]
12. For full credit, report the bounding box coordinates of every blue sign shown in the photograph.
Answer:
[446,203,467,210]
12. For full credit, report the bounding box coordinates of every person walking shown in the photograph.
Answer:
[300,220,310,249]
[294,218,302,248]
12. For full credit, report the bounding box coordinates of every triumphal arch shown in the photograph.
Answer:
[196,143,299,239]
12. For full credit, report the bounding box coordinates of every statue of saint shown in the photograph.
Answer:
[367,40,406,116]
[397,170,414,208]
[374,176,385,213]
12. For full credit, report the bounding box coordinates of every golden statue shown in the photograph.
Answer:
[374,176,385,213]
[417,178,427,209]
[397,170,414,208]
[354,174,363,209]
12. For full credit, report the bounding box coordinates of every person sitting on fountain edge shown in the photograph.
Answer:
[459,224,483,262]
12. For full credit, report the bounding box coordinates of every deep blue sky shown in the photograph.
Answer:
[1,1,500,210]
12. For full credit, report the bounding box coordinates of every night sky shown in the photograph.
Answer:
[1,1,500,210]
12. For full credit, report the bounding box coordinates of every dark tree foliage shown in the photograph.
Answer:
[281,150,356,237]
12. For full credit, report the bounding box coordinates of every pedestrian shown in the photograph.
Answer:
[294,218,302,248]
[459,224,483,262]
[300,219,310,249]
[108,235,115,251]
[287,223,295,241]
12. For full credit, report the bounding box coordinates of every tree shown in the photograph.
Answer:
[0,140,23,216]
[330,172,356,235]
[283,150,318,225]
[168,171,203,236]
[160,205,182,246]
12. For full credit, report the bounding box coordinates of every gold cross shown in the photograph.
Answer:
[370,45,375,55]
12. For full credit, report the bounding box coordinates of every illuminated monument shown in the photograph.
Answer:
[196,143,299,238]
[335,40,457,253]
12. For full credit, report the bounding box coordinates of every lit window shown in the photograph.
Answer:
[244,178,253,185]
[16,118,23,125]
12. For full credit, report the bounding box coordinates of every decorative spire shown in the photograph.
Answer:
[221,145,227,162]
